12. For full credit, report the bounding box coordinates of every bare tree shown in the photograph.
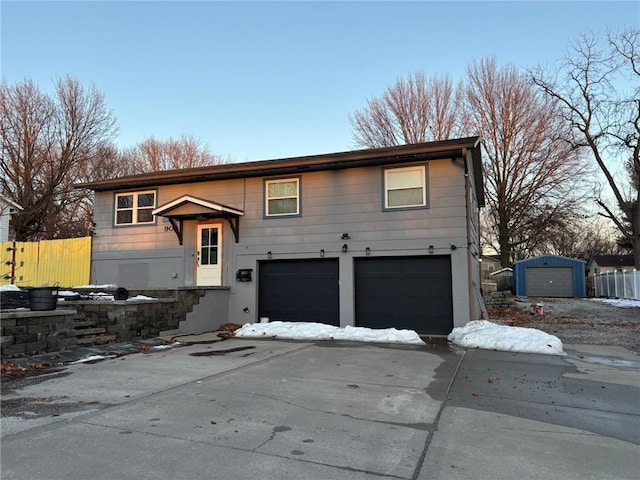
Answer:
[544,215,623,260]
[531,29,640,268]
[121,134,222,173]
[466,58,586,267]
[350,71,464,147]
[65,144,135,237]
[0,77,118,240]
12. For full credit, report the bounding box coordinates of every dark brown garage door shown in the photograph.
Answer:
[258,259,339,326]
[355,256,453,335]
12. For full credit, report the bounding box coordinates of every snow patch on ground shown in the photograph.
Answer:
[448,320,565,355]
[591,298,640,308]
[151,342,181,350]
[70,354,117,364]
[235,321,426,345]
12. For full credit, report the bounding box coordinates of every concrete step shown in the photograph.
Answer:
[76,334,117,346]
[72,327,107,336]
[73,320,97,329]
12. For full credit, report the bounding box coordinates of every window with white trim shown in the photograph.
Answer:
[265,178,300,216]
[384,166,427,209]
[115,191,156,225]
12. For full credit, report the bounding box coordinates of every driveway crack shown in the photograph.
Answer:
[411,349,466,480]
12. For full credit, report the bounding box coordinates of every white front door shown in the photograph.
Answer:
[196,223,222,286]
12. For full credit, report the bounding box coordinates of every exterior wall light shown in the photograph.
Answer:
[451,244,457,251]
[365,247,370,256]
[342,244,348,253]
[320,249,325,257]
[341,233,351,240]
[267,251,272,259]
[429,245,434,254]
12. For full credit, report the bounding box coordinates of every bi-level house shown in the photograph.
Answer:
[77,137,485,335]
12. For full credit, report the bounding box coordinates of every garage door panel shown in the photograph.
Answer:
[259,259,339,326]
[355,256,453,335]
[526,267,573,297]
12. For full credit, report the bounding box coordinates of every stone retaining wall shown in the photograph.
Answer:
[1,310,78,358]
[71,298,179,341]
[1,287,229,359]
[483,291,519,309]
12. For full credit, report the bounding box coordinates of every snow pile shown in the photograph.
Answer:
[235,321,425,345]
[57,290,79,297]
[87,292,115,301]
[591,298,640,308]
[72,284,118,289]
[58,291,157,301]
[0,284,21,292]
[448,320,565,355]
[128,295,156,301]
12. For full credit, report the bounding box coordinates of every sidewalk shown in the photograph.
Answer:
[2,338,639,479]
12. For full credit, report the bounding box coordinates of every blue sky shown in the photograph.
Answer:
[2,1,638,162]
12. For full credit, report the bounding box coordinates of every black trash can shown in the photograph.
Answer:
[29,287,59,311]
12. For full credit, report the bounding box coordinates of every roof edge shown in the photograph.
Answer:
[76,137,481,191]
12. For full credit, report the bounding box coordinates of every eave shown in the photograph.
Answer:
[75,137,483,205]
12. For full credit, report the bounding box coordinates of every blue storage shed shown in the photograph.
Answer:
[514,255,586,297]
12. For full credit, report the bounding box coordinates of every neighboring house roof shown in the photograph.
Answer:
[481,254,502,264]
[589,255,635,268]
[489,267,513,277]
[514,254,586,266]
[0,195,23,213]
[75,137,485,206]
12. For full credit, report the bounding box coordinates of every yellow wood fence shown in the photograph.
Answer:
[1,237,91,288]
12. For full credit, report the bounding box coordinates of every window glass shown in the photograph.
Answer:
[138,193,155,207]
[268,198,298,215]
[137,209,154,223]
[387,170,422,189]
[268,181,297,197]
[116,210,133,224]
[117,195,133,209]
[388,188,424,207]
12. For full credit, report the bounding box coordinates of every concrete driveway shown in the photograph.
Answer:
[1,339,638,479]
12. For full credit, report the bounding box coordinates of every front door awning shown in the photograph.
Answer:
[151,195,244,245]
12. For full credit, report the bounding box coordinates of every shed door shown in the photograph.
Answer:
[355,256,453,335]
[258,259,339,326]
[526,267,574,297]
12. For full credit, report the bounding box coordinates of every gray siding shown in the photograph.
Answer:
[90,157,479,328]
[464,148,484,320]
